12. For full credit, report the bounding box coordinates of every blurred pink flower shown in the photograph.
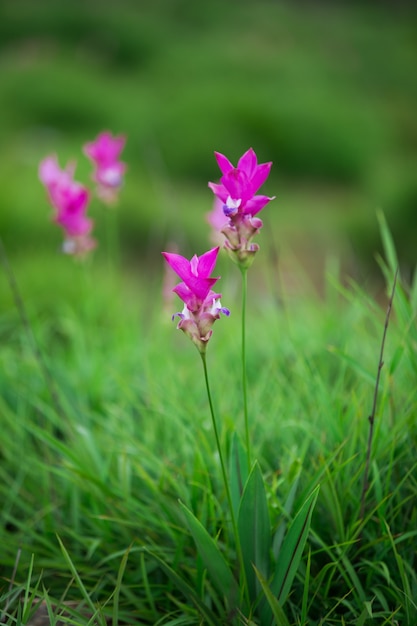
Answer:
[39,155,95,257]
[83,131,126,204]
[206,196,228,245]
[162,247,229,352]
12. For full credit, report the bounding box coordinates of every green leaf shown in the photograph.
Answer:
[270,485,319,606]
[238,461,271,603]
[56,535,98,616]
[253,565,291,626]
[112,545,131,626]
[229,432,249,518]
[377,209,398,276]
[178,501,238,608]
[273,470,301,561]
[148,550,219,626]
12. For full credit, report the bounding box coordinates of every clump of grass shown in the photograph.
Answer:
[1,204,416,624]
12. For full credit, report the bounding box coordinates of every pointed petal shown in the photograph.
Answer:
[250,162,273,194]
[208,182,228,202]
[214,152,234,175]
[243,195,274,216]
[196,247,219,278]
[237,148,257,177]
[162,252,191,283]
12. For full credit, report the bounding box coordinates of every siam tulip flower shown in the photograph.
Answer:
[162,247,230,353]
[39,155,96,257]
[208,147,274,268]
[83,131,126,204]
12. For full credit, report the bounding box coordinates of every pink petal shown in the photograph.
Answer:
[208,182,228,203]
[250,162,272,194]
[56,211,93,237]
[185,276,219,301]
[39,155,61,186]
[243,194,275,216]
[221,169,252,203]
[84,131,126,166]
[214,152,234,175]
[237,148,257,178]
[196,247,219,278]
[173,282,197,310]
[162,252,190,283]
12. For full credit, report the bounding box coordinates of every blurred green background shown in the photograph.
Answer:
[0,0,416,301]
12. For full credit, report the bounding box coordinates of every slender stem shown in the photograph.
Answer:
[200,351,236,523]
[105,206,120,276]
[200,351,249,606]
[240,266,251,469]
[359,268,398,523]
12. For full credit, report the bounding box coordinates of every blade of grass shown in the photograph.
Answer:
[148,550,219,626]
[178,500,238,608]
[237,461,270,604]
[270,485,320,605]
[253,565,290,626]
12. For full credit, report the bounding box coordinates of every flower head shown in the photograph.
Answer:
[208,148,274,267]
[162,247,230,353]
[208,148,274,217]
[39,155,95,257]
[83,131,126,204]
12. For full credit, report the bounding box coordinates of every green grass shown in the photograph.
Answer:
[1,214,417,623]
[1,1,417,622]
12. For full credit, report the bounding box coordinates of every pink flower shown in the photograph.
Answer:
[39,155,95,257]
[208,148,274,217]
[162,247,230,352]
[208,148,274,268]
[83,131,126,204]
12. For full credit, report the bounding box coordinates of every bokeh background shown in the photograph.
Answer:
[1,0,416,304]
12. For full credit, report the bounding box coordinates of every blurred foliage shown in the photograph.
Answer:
[0,0,416,287]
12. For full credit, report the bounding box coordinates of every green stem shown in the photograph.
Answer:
[240,266,251,469]
[200,351,249,607]
[105,206,120,275]
[200,351,235,522]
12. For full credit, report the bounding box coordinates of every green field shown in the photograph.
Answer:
[1,1,417,624]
